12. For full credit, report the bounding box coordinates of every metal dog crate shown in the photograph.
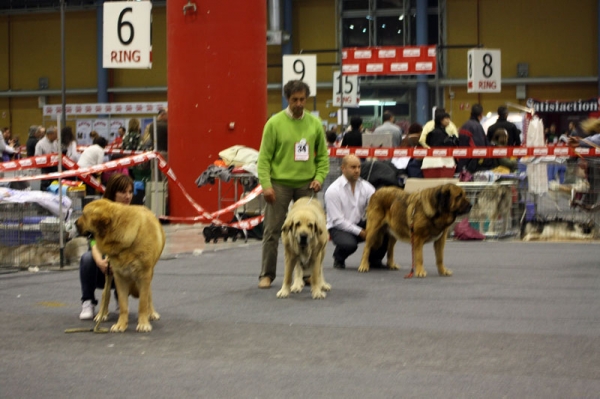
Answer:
[519,157,600,240]
[457,180,521,238]
[0,202,61,269]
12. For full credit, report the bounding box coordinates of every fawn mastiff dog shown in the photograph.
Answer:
[277,197,331,299]
[359,184,471,277]
[76,199,166,332]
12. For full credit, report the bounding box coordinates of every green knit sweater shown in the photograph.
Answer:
[257,110,329,190]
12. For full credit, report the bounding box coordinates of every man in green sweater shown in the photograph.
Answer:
[257,80,330,289]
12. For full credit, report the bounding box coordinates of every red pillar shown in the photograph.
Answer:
[167,0,267,217]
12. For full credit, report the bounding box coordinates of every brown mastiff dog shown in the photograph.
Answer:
[76,199,166,332]
[358,184,471,277]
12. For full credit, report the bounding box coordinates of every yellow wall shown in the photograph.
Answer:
[1,0,598,143]
[446,0,597,122]
[0,8,167,144]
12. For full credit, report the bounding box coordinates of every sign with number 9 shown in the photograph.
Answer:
[282,55,317,97]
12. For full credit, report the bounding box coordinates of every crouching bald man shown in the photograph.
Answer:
[324,155,388,269]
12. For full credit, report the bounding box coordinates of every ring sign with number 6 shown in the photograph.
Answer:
[282,55,317,97]
[103,1,152,69]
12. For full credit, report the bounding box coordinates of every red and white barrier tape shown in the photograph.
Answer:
[0,151,264,228]
[328,145,600,158]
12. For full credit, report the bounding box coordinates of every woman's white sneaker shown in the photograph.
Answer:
[79,300,95,320]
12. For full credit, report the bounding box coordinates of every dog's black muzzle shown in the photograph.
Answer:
[299,234,309,247]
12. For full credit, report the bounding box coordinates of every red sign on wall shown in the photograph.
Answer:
[342,46,437,76]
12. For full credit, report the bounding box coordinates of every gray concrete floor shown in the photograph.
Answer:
[1,229,599,398]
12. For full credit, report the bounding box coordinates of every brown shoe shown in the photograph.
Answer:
[258,277,272,289]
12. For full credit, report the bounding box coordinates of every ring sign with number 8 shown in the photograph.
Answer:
[467,49,501,93]
[103,1,152,69]
[282,55,317,97]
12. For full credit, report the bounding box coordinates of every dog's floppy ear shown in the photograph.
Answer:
[314,223,322,236]
[281,217,293,235]
[92,212,112,239]
[436,186,452,213]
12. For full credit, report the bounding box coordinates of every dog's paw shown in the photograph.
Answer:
[290,282,304,293]
[136,322,153,333]
[414,269,427,278]
[276,287,290,298]
[321,282,332,291]
[388,263,400,270]
[110,322,128,332]
[357,264,370,273]
[93,312,108,323]
[439,268,453,276]
[311,289,326,299]
[149,311,161,321]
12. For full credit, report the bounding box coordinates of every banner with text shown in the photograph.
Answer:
[342,46,436,76]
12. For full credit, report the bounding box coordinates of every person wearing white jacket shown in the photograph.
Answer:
[77,136,108,169]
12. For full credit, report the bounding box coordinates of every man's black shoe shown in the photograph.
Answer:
[333,259,345,269]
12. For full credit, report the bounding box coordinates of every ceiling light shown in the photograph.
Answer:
[359,100,397,106]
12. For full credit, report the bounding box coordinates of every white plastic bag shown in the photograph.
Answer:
[218,145,259,167]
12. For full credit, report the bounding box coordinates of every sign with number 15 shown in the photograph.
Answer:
[103,1,152,69]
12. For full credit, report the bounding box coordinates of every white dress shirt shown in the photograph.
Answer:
[324,174,376,236]
[34,136,59,156]
[77,145,105,169]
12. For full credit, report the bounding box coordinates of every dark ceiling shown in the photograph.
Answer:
[0,1,166,14]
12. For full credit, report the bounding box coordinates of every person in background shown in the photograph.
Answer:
[322,130,342,199]
[486,106,521,146]
[1,127,16,161]
[461,104,488,147]
[418,107,459,148]
[78,136,108,169]
[456,104,494,173]
[256,79,329,289]
[373,110,402,147]
[34,126,59,192]
[78,136,108,195]
[112,126,126,148]
[61,126,79,162]
[78,173,133,320]
[399,123,424,178]
[26,125,44,157]
[341,116,363,147]
[545,123,558,144]
[140,108,168,157]
[122,119,142,152]
[426,112,458,147]
[324,154,388,270]
[400,123,423,148]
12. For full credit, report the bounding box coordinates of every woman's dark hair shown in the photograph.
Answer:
[93,136,108,148]
[434,112,450,126]
[61,126,75,145]
[103,173,133,201]
[326,131,337,144]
